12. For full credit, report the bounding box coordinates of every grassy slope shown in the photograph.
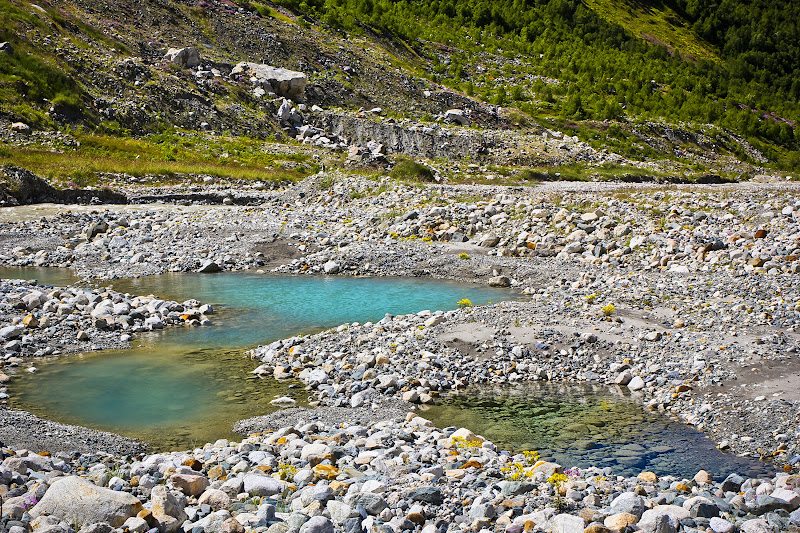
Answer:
[0,0,796,180]
[584,0,717,62]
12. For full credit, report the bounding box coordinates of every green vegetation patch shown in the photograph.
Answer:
[390,156,436,182]
[0,132,314,185]
[583,0,718,62]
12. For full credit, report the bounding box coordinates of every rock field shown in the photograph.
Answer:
[1,175,800,533]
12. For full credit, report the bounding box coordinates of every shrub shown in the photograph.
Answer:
[390,156,435,182]
[457,298,472,308]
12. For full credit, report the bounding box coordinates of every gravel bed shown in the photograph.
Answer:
[1,177,799,533]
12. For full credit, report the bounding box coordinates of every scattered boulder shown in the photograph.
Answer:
[10,121,30,134]
[231,62,307,100]
[29,476,143,528]
[488,275,511,287]
[170,473,209,496]
[0,41,14,53]
[197,260,221,273]
[164,47,200,68]
[444,109,470,126]
[243,473,285,496]
[323,260,340,274]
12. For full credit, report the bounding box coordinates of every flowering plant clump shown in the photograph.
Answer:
[277,463,297,480]
[501,462,527,481]
[602,303,616,316]
[457,298,473,308]
[22,493,38,510]
[500,450,541,481]
[522,450,541,464]
[451,435,482,453]
[565,467,582,478]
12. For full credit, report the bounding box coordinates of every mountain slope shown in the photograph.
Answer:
[0,0,798,172]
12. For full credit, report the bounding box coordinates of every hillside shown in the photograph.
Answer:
[0,0,798,184]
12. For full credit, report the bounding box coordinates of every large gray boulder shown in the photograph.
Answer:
[29,476,143,528]
[231,62,307,101]
[164,47,200,68]
[242,473,285,496]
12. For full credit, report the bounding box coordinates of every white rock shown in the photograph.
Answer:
[548,514,585,533]
[270,396,296,407]
[30,476,142,528]
[323,260,340,274]
[243,474,284,497]
[163,47,200,68]
[627,376,645,391]
[231,62,307,100]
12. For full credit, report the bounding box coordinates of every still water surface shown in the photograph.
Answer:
[8,270,512,449]
[424,383,777,478]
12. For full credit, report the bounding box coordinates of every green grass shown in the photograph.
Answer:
[390,156,435,182]
[583,0,718,62]
[0,132,314,185]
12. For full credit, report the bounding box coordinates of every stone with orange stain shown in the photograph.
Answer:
[182,458,202,471]
[207,465,226,480]
[604,512,639,530]
[312,464,340,480]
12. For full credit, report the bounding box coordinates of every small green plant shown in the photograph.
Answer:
[602,303,616,316]
[459,252,470,260]
[317,174,335,190]
[276,487,292,512]
[523,450,541,464]
[277,463,297,480]
[390,156,435,182]
[457,298,472,308]
[451,435,482,453]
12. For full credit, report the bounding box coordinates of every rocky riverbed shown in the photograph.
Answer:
[1,175,800,533]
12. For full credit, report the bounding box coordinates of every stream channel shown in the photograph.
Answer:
[1,267,777,478]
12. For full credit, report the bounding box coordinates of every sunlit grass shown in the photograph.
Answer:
[0,132,315,186]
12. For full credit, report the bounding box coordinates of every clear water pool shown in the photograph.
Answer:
[423,383,777,479]
[9,271,514,449]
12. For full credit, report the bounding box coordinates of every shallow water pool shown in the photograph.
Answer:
[423,383,778,479]
[8,271,514,449]
[0,266,82,287]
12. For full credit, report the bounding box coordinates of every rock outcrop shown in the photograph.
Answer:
[0,166,127,206]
